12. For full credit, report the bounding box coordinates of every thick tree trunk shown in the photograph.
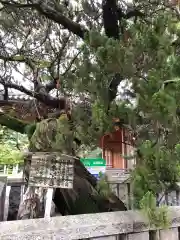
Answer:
[53,158,127,215]
[0,114,127,217]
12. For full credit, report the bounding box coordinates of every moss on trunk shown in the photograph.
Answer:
[0,112,28,133]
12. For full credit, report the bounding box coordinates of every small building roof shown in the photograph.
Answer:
[0,94,55,122]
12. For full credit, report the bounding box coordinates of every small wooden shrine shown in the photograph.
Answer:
[99,119,135,170]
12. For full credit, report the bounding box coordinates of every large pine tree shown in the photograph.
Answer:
[0,0,180,214]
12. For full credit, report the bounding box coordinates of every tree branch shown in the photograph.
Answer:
[45,34,72,92]
[0,54,34,70]
[0,111,28,133]
[45,49,82,92]
[0,54,52,70]
[34,3,87,39]
[102,0,123,105]
[45,78,58,93]
[102,0,119,39]
[124,9,145,19]
[0,80,66,109]
[108,73,123,103]
[62,50,82,76]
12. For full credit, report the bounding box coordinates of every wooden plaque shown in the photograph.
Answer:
[28,152,74,189]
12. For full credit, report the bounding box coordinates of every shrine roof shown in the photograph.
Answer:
[8,94,32,101]
[0,94,55,122]
[0,93,91,122]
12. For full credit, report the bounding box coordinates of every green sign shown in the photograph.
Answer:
[80,158,106,167]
